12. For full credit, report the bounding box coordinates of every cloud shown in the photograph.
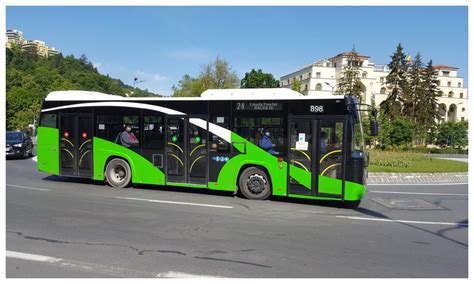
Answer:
[134,70,168,82]
[152,74,167,81]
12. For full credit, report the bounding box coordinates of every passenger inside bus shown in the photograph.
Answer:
[116,124,139,148]
[320,131,328,153]
[259,129,278,155]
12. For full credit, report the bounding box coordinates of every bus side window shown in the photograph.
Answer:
[211,116,230,153]
[143,115,164,150]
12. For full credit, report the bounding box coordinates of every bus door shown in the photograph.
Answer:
[165,116,208,185]
[288,118,346,199]
[59,114,93,177]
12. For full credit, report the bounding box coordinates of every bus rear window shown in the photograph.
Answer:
[40,113,57,128]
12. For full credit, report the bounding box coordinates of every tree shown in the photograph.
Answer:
[435,121,468,148]
[380,116,415,148]
[172,56,239,97]
[200,56,239,89]
[380,43,409,119]
[403,52,423,120]
[240,69,280,88]
[172,74,206,97]
[417,59,442,143]
[292,79,301,93]
[6,46,158,130]
[335,48,365,101]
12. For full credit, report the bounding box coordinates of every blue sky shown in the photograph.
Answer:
[6,6,468,96]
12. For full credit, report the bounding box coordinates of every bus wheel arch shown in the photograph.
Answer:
[237,164,272,200]
[104,156,133,188]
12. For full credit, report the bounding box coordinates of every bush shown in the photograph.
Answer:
[435,121,468,148]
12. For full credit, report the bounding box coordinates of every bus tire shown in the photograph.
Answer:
[342,200,361,209]
[105,158,131,188]
[238,167,271,200]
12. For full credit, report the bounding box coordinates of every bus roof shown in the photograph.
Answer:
[44,89,346,101]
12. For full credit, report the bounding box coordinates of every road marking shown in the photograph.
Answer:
[32,156,37,162]
[6,250,62,263]
[369,190,468,196]
[156,271,219,278]
[335,216,468,227]
[6,184,50,192]
[6,250,157,277]
[368,183,467,186]
[115,196,233,209]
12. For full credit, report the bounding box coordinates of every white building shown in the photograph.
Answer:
[280,52,468,122]
[6,29,25,47]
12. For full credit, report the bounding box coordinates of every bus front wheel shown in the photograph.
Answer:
[105,158,131,188]
[238,167,271,200]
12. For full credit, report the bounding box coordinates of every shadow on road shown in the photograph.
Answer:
[354,207,468,248]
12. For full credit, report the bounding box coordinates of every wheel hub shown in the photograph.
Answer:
[247,174,266,194]
[112,165,126,182]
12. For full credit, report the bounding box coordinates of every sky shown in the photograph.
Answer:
[6,6,468,96]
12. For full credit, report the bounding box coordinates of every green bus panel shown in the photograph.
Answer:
[37,127,59,175]
[92,137,165,185]
[209,133,288,195]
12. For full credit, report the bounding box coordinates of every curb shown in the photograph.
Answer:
[368,172,468,184]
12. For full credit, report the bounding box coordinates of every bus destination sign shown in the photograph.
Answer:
[235,102,282,111]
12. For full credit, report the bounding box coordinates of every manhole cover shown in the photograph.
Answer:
[371,198,446,210]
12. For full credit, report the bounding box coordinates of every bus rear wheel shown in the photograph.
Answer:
[239,167,271,200]
[105,158,131,188]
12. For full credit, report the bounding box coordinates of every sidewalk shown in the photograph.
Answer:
[368,172,468,184]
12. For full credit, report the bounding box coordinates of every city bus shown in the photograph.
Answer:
[37,89,377,208]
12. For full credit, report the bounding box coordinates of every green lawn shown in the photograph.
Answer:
[369,158,468,173]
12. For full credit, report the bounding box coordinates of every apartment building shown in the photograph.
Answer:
[6,29,60,58]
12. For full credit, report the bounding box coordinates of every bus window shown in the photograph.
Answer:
[319,121,344,179]
[95,109,140,150]
[143,115,164,150]
[210,116,230,153]
[233,116,286,155]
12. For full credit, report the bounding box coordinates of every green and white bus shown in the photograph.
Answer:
[37,89,377,207]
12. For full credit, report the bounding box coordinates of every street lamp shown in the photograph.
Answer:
[324,82,336,95]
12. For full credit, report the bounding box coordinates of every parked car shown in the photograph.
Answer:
[6,130,34,159]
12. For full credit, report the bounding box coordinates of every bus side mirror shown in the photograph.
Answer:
[370,120,378,136]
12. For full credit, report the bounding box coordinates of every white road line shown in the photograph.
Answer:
[335,216,468,227]
[369,190,468,196]
[368,183,468,186]
[6,184,50,192]
[115,196,233,209]
[156,271,219,278]
[6,250,62,263]
[6,250,158,277]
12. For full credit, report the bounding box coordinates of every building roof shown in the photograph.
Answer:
[330,51,370,60]
[433,65,458,71]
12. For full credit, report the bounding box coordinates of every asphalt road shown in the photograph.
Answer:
[6,156,468,277]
